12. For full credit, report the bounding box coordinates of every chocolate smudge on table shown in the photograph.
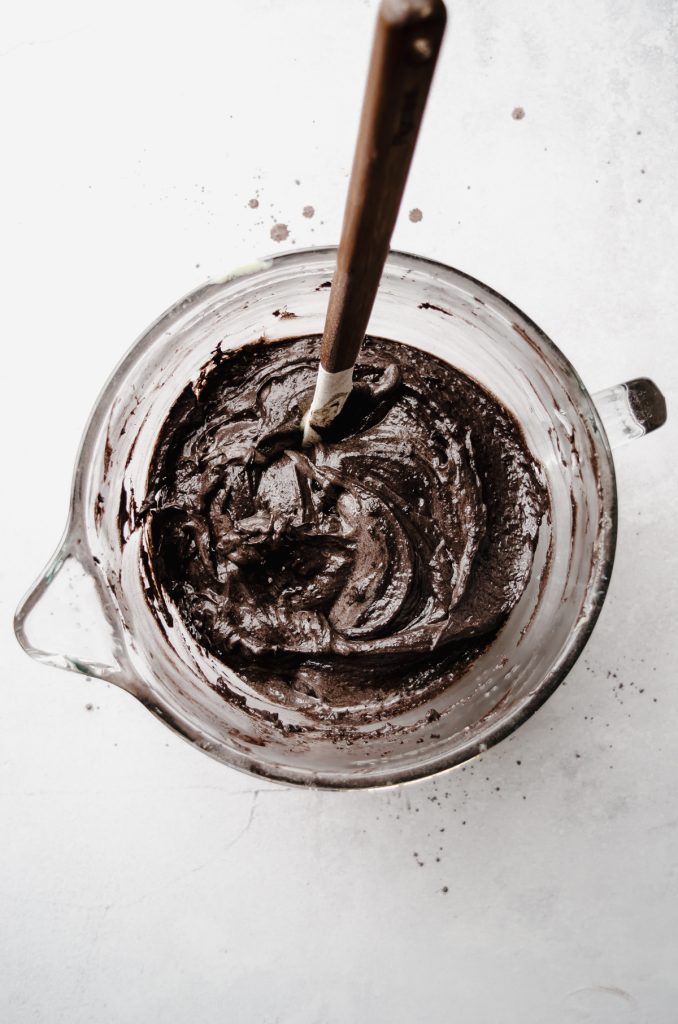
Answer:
[270,223,289,242]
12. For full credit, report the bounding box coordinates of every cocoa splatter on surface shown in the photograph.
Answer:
[248,198,259,209]
[302,205,315,219]
[409,207,423,223]
[270,223,289,243]
[512,107,525,120]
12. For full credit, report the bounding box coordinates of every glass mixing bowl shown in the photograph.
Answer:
[15,249,666,788]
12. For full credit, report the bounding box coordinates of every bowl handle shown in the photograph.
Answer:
[592,378,667,449]
[14,536,129,686]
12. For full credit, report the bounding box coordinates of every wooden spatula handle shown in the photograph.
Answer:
[320,0,447,373]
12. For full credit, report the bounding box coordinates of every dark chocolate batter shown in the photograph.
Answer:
[143,336,548,714]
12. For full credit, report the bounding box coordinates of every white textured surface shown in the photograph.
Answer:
[2,1,677,1021]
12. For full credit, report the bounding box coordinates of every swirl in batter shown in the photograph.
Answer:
[144,336,548,712]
